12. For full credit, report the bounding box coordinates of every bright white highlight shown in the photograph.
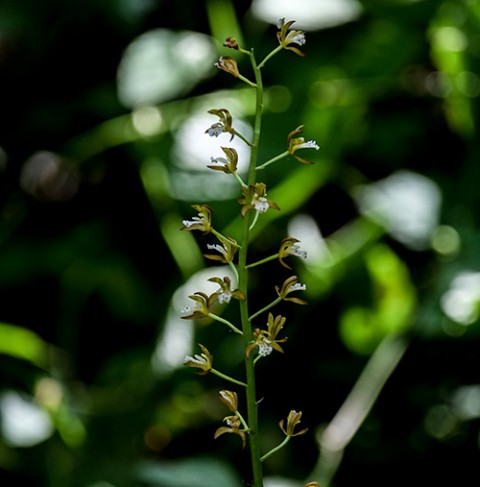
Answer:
[441,271,480,325]
[354,170,441,250]
[252,0,362,30]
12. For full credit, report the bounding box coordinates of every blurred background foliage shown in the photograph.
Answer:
[1,0,480,485]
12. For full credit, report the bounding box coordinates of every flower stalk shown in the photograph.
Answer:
[180,19,317,487]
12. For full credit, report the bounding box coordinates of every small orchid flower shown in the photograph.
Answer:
[204,237,238,264]
[208,276,245,304]
[279,410,309,437]
[181,291,218,320]
[304,483,320,487]
[287,125,320,164]
[183,344,213,375]
[181,204,213,234]
[215,390,248,447]
[206,108,234,140]
[238,182,280,217]
[277,19,306,57]
[215,56,256,87]
[207,147,238,174]
[278,237,307,269]
[223,36,239,50]
[214,414,247,448]
[246,313,287,359]
[275,275,307,305]
[215,56,240,77]
[219,390,238,412]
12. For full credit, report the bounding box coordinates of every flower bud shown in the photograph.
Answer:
[219,390,238,412]
[223,36,239,50]
[215,56,240,78]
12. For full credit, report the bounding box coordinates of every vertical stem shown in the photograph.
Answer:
[237,49,264,487]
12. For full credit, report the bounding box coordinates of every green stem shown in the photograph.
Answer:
[211,368,247,387]
[238,73,257,88]
[258,45,283,69]
[249,297,282,322]
[233,171,247,187]
[235,409,250,431]
[256,151,289,171]
[246,253,279,269]
[212,228,242,248]
[260,435,291,462]
[228,261,239,284]
[237,48,264,487]
[249,211,260,231]
[233,129,254,147]
[208,313,243,335]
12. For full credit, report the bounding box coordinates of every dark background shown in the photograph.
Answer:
[1,0,480,486]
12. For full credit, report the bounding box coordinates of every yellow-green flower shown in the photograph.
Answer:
[223,36,239,50]
[205,108,234,139]
[215,56,240,77]
[208,276,245,304]
[218,390,238,412]
[277,18,306,57]
[238,182,280,217]
[181,204,212,234]
[181,291,218,320]
[278,237,307,269]
[287,125,319,164]
[246,313,287,358]
[183,344,213,375]
[275,275,307,305]
[207,147,238,174]
[214,414,247,448]
[204,237,238,264]
[280,410,308,437]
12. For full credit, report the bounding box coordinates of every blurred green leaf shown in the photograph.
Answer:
[0,322,49,367]
[135,457,243,487]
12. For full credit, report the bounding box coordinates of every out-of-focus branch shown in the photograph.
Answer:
[308,335,409,486]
